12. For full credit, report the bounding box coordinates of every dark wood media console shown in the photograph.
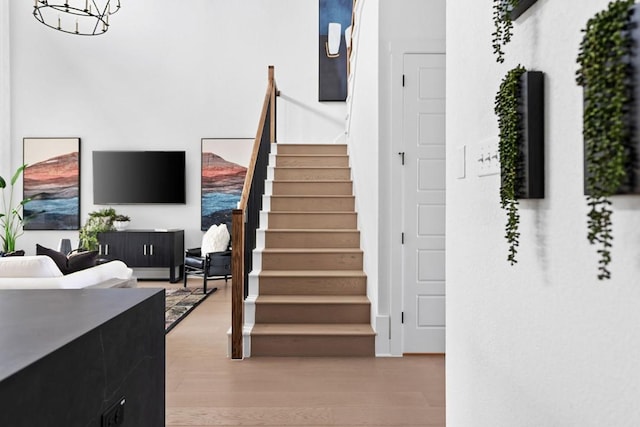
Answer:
[98,229,184,282]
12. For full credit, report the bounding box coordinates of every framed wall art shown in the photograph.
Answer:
[319,0,353,101]
[23,137,80,230]
[201,138,253,230]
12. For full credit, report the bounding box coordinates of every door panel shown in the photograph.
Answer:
[402,53,446,354]
[148,233,171,267]
[98,232,127,262]
[126,232,149,267]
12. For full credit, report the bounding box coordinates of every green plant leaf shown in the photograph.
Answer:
[492,0,520,63]
[576,0,635,280]
[495,64,526,265]
[10,164,27,186]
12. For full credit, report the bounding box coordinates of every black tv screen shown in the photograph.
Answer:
[93,151,186,204]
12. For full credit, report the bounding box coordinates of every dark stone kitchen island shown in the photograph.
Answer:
[0,288,165,427]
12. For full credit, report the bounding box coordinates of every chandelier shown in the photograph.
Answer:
[33,0,121,36]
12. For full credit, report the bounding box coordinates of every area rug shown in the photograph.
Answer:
[165,286,217,333]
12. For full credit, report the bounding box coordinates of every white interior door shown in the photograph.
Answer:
[402,53,446,354]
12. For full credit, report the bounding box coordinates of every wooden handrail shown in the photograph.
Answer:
[231,66,277,359]
[239,66,276,210]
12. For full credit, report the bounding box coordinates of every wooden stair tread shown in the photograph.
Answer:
[269,195,354,198]
[274,166,351,169]
[261,248,362,254]
[269,211,356,215]
[265,229,359,234]
[276,154,348,157]
[252,323,375,336]
[277,143,347,146]
[266,229,358,233]
[272,180,352,183]
[257,295,370,304]
[258,270,366,278]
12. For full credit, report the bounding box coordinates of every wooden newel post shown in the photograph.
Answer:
[231,208,244,359]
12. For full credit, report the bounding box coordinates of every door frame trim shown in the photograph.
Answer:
[389,40,445,356]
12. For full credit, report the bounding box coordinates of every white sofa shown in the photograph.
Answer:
[0,256,136,290]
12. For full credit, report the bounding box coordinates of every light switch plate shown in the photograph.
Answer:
[477,138,500,177]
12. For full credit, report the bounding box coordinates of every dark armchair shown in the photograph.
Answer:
[183,247,231,293]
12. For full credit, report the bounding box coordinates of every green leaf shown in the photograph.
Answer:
[576,0,634,280]
[10,164,27,186]
[495,64,527,265]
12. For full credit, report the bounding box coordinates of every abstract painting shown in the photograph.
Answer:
[23,137,80,230]
[201,138,253,230]
[319,0,353,101]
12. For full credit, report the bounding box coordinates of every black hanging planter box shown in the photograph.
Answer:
[510,0,538,20]
[505,70,545,199]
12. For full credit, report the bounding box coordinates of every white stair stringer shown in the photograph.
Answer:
[242,293,257,358]
[241,145,277,358]
[262,195,272,211]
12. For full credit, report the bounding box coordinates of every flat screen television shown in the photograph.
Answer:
[93,151,186,204]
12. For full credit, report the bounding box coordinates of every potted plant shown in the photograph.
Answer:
[78,207,117,251]
[576,0,635,280]
[113,214,131,231]
[0,164,30,255]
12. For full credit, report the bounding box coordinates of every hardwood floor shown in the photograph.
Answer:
[140,278,445,426]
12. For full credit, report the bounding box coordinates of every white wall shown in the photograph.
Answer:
[447,0,640,425]
[377,0,446,355]
[0,0,10,177]
[7,0,346,252]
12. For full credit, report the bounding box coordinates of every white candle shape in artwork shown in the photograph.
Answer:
[327,22,341,56]
[345,25,352,50]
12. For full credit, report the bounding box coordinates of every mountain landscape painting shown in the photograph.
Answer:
[201,138,252,230]
[23,138,80,230]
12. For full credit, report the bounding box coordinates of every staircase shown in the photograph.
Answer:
[246,143,375,357]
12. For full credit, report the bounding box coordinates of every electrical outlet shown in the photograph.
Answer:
[102,398,125,427]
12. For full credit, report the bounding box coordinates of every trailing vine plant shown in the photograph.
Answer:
[576,0,635,280]
[492,0,518,63]
[495,65,527,265]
